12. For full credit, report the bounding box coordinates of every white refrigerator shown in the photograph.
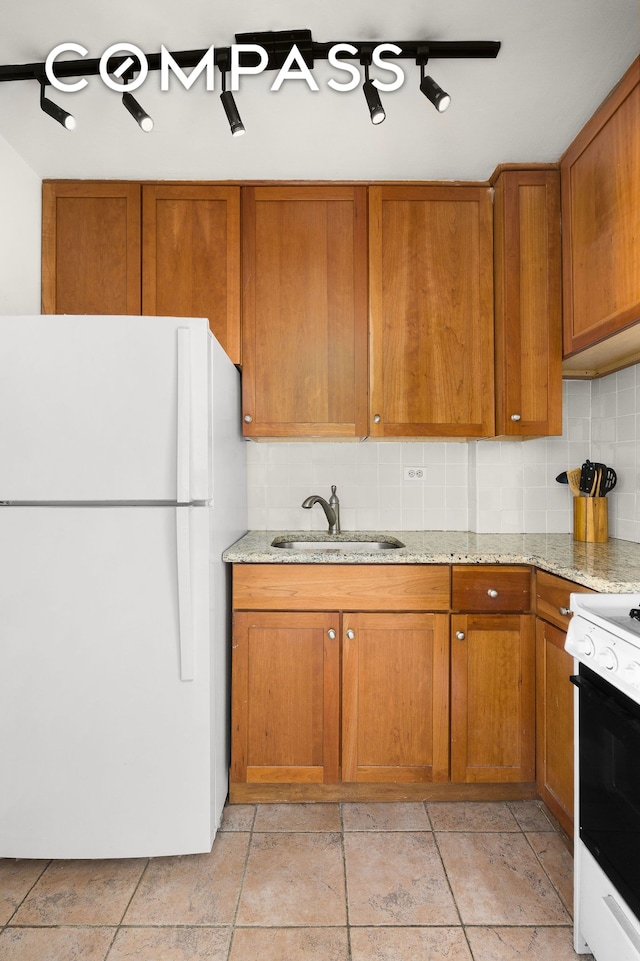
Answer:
[0,315,246,859]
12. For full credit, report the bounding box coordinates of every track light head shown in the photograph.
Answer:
[420,71,450,112]
[122,91,153,132]
[39,81,76,130]
[362,61,385,125]
[220,90,245,136]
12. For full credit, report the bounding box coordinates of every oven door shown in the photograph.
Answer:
[573,663,640,922]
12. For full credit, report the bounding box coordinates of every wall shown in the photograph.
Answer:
[247,375,639,542]
[0,133,41,312]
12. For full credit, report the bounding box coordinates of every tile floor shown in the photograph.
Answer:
[0,799,593,960]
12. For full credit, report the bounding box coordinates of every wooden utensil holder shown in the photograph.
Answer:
[573,496,608,542]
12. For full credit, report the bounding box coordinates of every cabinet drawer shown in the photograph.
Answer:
[536,569,594,631]
[232,564,450,611]
[452,566,532,612]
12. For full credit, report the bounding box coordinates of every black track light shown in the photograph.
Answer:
[419,64,450,112]
[122,90,153,132]
[362,62,385,125]
[39,80,75,130]
[219,67,245,137]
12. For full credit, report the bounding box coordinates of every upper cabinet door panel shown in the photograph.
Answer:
[142,185,241,364]
[562,58,640,356]
[369,185,494,437]
[42,182,141,316]
[241,186,368,437]
[493,168,562,436]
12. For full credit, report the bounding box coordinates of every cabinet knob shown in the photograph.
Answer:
[346,629,355,640]
[373,414,381,424]
[243,414,253,424]
[559,606,571,617]
[327,629,336,640]
[510,413,521,421]
[487,589,498,598]
[456,631,465,641]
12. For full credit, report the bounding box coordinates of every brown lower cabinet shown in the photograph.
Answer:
[535,617,574,835]
[451,613,536,783]
[230,563,543,802]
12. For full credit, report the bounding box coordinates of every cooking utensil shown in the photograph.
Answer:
[600,466,617,496]
[566,468,582,497]
[579,460,597,495]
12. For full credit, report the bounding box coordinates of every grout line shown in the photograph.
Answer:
[225,804,256,961]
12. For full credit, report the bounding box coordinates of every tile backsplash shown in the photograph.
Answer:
[247,367,640,543]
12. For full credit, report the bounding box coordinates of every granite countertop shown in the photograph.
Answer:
[222,530,640,593]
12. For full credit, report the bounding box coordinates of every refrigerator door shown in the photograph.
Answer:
[0,505,218,859]
[0,315,212,503]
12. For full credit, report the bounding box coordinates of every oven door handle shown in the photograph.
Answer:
[571,673,640,735]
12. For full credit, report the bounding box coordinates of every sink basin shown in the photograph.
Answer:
[271,536,404,553]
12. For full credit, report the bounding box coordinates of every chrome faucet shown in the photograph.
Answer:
[302,485,341,534]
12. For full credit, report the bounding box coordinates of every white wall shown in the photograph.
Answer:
[247,376,639,542]
[0,133,41,313]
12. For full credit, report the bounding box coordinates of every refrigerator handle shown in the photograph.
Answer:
[176,507,195,682]
[176,327,191,504]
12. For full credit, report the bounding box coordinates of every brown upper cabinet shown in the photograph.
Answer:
[142,185,241,364]
[368,185,495,438]
[493,167,562,436]
[561,57,640,376]
[42,181,241,364]
[241,185,369,438]
[42,181,141,316]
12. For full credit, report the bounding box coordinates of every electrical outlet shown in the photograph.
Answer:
[403,466,425,481]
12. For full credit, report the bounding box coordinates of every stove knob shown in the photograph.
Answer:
[577,635,595,657]
[600,647,618,672]
[626,662,640,687]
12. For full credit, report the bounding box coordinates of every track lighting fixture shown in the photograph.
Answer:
[219,62,245,137]
[122,90,153,132]
[39,79,75,130]
[417,50,451,113]
[361,61,385,125]
[7,33,498,134]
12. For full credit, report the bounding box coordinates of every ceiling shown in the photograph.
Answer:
[1,0,638,181]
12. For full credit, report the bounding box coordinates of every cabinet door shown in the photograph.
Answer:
[451,613,535,783]
[231,611,340,785]
[242,186,368,437]
[369,185,494,437]
[142,185,241,364]
[342,613,449,783]
[562,58,640,358]
[493,168,562,436]
[42,181,141,315]
[536,618,574,836]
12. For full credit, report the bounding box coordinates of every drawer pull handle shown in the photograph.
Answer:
[510,413,521,422]
[346,629,355,640]
[456,631,466,641]
[327,629,336,639]
[559,606,571,617]
[243,414,253,424]
[487,589,499,598]
[373,414,381,424]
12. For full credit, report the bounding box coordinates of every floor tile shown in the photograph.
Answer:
[0,926,115,961]
[229,927,350,961]
[527,831,574,914]
[350,926,473,960]
[10,859,146,926]
[236,833,346,926]
[508,800,555,832]
[437,832,570,926]
[253,803,341,832]
[0,859,49,925]
[465,926,592,960]
[220,805,256,832]
[108,926,231,961]
[342,802,430,832]
[427,801,519,832]
[123,832,249,926]
[345,832,458,926]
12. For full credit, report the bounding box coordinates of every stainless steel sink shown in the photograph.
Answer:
[271,536,404,552]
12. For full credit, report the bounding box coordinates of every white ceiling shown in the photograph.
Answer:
[1,0,638,181]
